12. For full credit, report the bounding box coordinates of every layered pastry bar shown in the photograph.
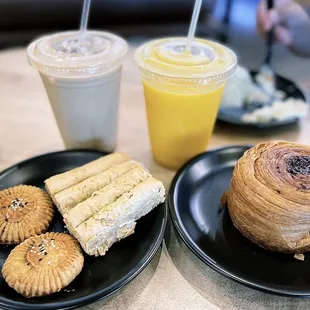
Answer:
[45,153,165,256]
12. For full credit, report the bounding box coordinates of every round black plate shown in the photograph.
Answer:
[218,71,307,128]
[168,146,310,296]
[0,150,167,310]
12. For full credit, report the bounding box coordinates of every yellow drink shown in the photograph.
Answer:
[135,37,237,169]
[143,81,224,169]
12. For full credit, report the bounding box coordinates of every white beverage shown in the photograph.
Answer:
[27,31,128,152]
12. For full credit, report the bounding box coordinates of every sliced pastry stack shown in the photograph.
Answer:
[45,153,165,256]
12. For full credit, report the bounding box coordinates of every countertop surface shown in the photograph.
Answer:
[1,48,310,310]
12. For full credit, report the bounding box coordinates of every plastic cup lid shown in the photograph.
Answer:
[27,31,128,77]
[134,37,237,84]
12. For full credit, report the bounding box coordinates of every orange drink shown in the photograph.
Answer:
[135,38,237,169]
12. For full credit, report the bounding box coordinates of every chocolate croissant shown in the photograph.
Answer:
[227,141,310,253]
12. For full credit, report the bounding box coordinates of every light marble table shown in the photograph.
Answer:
[1,48,310,310]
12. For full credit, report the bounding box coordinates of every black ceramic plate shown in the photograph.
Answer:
[168,145,310,296]
[0,150,167,310]
[217,71,307,128]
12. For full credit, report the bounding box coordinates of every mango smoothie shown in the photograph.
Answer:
[135,38,237,169]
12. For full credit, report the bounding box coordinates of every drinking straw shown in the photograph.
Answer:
[79,0,91,45]
[185,0,203,53]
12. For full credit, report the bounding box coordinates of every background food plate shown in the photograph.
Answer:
[0,150,167,310]
[168,145,310,296]
[217,72,307,128]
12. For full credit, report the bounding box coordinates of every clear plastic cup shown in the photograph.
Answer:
[27,31,128,152]
[135,37,237,169]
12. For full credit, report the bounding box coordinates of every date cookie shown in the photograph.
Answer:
[0,185,54,244]
[2,232,84,297]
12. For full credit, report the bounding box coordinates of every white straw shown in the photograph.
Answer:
[79,0,91,45]
[185,0,203,53]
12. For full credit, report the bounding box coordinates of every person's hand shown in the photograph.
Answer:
[257,0,310,55]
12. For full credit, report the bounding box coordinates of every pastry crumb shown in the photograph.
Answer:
[220,192,228,206]
[294,253,305,261]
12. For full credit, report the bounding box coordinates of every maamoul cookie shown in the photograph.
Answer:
[2,232,84,297]
[0,185,54,244]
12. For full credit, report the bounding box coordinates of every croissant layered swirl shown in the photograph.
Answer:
[228,141,310,253]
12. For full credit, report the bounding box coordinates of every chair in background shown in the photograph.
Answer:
[0,0,216,48]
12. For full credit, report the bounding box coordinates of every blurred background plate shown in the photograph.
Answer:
[168,145,310,296]
[217,71,307,128]
[0,150,167,310]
